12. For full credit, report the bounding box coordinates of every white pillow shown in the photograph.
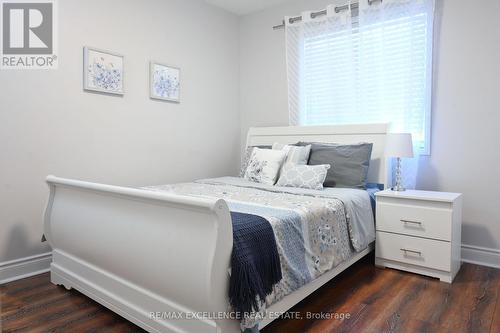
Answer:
[272,143,311,165]
[244,148,287,185]
[276,164,330,190]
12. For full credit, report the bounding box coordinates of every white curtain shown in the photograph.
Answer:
[286,4,354,126]
[285,0,435,188]
[359,0,434,189]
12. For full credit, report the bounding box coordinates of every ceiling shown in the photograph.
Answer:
[204,0,295,15]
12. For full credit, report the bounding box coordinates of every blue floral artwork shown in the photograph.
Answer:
[84,47,124,95]
[150,62,180,102]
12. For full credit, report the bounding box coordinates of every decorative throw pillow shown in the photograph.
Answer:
[297,142,373,189]
[244,148,287,185]
[272,143,311,166]
[276,164,330,190]
[239,145,272,177]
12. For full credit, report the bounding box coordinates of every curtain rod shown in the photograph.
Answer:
[272,0,381,30]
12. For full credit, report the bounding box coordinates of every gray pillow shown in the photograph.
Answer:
[240,145,272,177]
[297,142,373,189]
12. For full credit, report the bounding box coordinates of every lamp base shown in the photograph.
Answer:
[391,185,406,192]
[391,157,406,192]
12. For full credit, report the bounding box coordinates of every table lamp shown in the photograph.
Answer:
[385,133,414,191]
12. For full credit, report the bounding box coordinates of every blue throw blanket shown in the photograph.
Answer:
[229,212,282,315]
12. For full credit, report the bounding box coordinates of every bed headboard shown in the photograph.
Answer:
[245,123,391,189]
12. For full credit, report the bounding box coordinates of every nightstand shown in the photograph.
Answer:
[374,189,463,283]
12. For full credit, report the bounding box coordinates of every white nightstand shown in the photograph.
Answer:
[374,189,463,283]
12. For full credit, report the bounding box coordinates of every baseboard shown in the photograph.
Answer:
[0,244,498,285]
[461,244,500,269]
[0,252,52,285]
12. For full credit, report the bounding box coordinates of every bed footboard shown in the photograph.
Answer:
[44,176,238,333]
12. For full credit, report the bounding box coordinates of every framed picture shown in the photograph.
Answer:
[149,61,180,102]
[83,47,124,95]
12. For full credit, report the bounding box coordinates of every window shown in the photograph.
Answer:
[286,1,435,154]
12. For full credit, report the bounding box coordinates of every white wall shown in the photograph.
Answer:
[0,0,240,265]
[240,0,500,255]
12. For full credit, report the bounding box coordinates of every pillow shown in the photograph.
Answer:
[244,148,287,185]
[297,142,373,189]
[276,164,330,190]
[240,145,271,177]
[272,143,311,166]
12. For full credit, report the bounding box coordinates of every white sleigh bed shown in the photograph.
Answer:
[44,123,390,333]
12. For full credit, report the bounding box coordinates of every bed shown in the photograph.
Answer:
[43,123,391,333]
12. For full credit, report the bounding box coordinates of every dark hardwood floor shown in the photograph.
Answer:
[1,255,499,333]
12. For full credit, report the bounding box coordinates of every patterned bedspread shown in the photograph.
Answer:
[143,177,375,330]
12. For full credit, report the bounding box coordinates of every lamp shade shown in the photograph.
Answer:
[385,133,414,158]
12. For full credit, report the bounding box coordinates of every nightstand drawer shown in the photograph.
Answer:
[376,231,451,271]
[376,201,452,241]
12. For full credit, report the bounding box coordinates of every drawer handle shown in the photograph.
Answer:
[400,248,422,256]
[401,219,422,226]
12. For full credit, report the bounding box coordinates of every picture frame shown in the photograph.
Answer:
[83,46,124,95]
[149,61,180,102]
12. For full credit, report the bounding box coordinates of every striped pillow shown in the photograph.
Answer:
[272,143,311,166]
